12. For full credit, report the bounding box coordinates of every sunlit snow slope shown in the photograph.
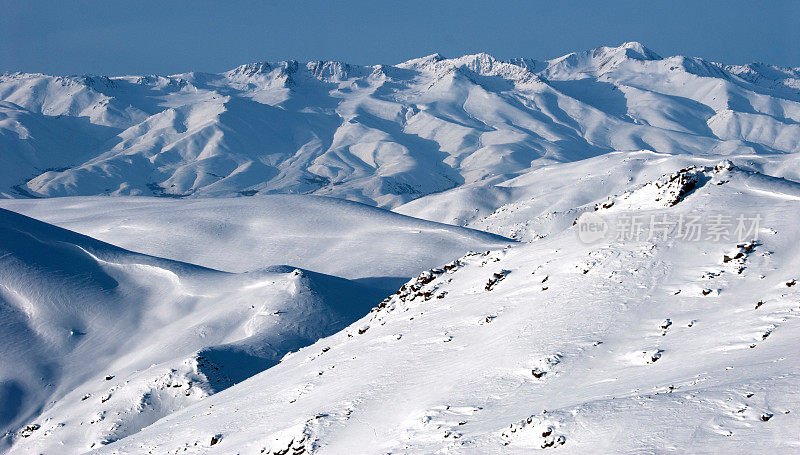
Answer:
[0,195,508,279]
[3,42,800,454]
[0,195,508,453]
[100,161,800,454]
[395,150,800,233]
[0,209,393,452]
[2,42,800,207]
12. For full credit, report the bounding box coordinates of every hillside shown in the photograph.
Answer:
[95,159,800,454]
[2,42,799,207]
[2,42,800,453]
[0,208,391,452]
[0,194,508,280]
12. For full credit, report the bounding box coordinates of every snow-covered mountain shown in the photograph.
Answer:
[0,207,389,451]
[91,157,800,454]
[2,43,800,453]
[4,154,799,453]
[2,42,800,207]
[0,197,507,453]
[0,195,507,279]
[394,150,800,232]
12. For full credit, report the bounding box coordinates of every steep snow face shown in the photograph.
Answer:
[98,161,800,454]
[3,42,800,206]
[0,209,389,453]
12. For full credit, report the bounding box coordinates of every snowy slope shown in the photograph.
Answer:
[395,150,800,235]
[3,42,800,454]
[2,42,800,206]
[0,195,508,280]
[0,208,392,452]
[97,161,800,454]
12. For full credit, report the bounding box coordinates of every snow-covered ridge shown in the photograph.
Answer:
[0,194,509,278]
[96,156,800,453]
[3,42,800,207]
[2,153,799,453]
[2,42,800,453]
[0,194,509,452]
[0,207,397,452]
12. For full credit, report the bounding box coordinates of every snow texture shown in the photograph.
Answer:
[1,43,800,453]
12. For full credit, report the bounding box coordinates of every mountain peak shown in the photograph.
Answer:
[226,61,274,77]
[305,60,361,81]
[450,52,502,73]
[460,52,498,61]
[397,53,447,69]
[617,41,661,60]
[587,42,661,62]
[543,42,662,78]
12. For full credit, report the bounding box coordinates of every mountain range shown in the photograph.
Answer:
[3,42,799,209]
[1,43,799,453]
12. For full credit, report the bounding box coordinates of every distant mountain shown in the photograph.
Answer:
[2,43,800,454]
[2,42,799,207]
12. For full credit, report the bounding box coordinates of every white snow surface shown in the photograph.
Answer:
[2,42,800,207]
[0,195,507,279]
[2,43,800,454]
[396,150,800,235]
[94,158,800,454]
[0,196,507,453]
[0,207,396,452]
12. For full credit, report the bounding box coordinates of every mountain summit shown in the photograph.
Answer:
[2,42,800,454]
[1,43,799,208]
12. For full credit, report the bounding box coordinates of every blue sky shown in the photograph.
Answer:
[2,0,798,76]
